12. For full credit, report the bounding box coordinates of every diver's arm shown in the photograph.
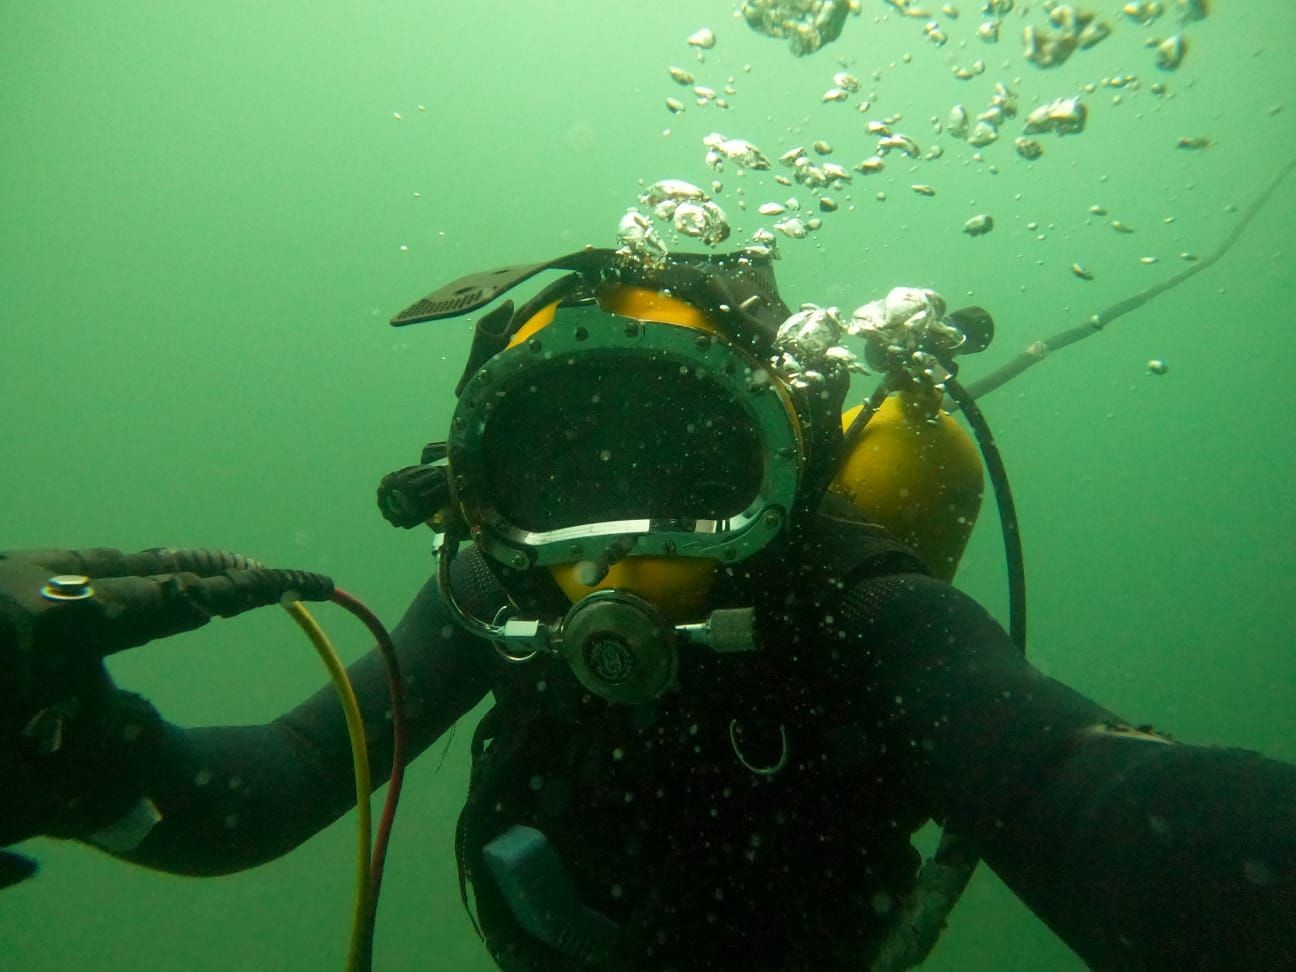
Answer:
[836,573,1296,970]
[104,569,494,875]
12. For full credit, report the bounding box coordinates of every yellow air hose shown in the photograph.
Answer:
[281,597,373,972]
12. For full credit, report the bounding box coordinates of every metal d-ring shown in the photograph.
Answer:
[728,718,789,776]
[494,642,539,663]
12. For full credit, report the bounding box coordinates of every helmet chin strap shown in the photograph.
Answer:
[437,532,759,706]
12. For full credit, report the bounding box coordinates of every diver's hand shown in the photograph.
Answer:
[0,554,152,878]
[0,548,334,875]
[0,547,335,726]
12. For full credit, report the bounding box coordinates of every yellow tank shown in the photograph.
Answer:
[829,388,983,582]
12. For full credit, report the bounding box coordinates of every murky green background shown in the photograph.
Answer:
[2,1,1293,968]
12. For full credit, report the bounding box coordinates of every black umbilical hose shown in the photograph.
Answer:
[871,377,1028,971]
[960,157,1296,403]
[940,378,1026,652]
[15,547,264,579]
[6,547,335,657]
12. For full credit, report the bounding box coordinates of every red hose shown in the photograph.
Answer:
[330,587,408,970]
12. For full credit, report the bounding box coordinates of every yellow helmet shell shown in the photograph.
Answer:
[550,557,718,624]
[830,391,983,582]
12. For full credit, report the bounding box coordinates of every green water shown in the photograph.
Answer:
[2,1,1292,968]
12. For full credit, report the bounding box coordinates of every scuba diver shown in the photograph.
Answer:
[2,246,1294,971]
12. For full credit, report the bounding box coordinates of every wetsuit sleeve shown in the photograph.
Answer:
[106,571,494,875]
[836,572,1296,970]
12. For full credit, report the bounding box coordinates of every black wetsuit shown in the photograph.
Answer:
[23,518,1296,970]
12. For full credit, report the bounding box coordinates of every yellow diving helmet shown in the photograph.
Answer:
[378,249,1003,703]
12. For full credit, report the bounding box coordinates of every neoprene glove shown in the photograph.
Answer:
[0,552,172,884]
[0,547,333,885]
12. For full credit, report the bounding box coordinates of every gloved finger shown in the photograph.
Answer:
[0,548,262,580]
